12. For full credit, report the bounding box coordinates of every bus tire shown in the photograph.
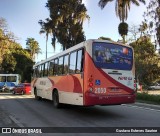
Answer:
[53,90,61,108]
[34,88,41,100]
[12,90,15,95]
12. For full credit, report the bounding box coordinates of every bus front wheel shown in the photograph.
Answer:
[53,90,61,108]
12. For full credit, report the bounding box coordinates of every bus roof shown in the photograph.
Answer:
[34,39,132,67]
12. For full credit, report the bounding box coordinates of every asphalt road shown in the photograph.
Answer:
[0,93,160,136]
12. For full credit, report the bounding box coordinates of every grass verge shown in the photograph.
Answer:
[136,92,160,105]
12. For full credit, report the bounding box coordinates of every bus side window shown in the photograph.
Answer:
[40,64,44,77]
[36,66,40,77]
[58,56,64,75]
[43,63,45,77]
[54,58,58,75]
[41,64,44,77]
[63,54,69,74]
[76,48,84,73]
[49,59,54,76]
[34,67,36,77]
[69,51,77,74]
[81,48,84,72]
[38,65,41,77]
[44,62,48,77]
[43,64,46,77]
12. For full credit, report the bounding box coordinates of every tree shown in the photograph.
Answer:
[128,23,151,43]
[13,52,34,82]
[39,18,52,59]
[26,38,41,61]
[143,0,160,49]
[130,36,160,85]
[139,21,148,36]
[128,24,140,42]
[1,53,17,73]
[0,17,18,42]
[0,18,34,82]
[42,0,89,51]
[0,18,17,72]
[98,0,146,43]
[0,17,8,33]
[98,36,115,42]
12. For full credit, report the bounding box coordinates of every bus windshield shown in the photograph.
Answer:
[93,42,133,70]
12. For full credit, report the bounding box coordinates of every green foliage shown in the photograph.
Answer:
[98,0,145,43]
[98,0,145,22]
[42,0,89,51]
[98,36,114,41]
[1,53,17,73]
[0,18,34,82]
[0,17,8,32]
[137,92,160,105]
[118,22,128,36]
[39,19,52,59]
[157,25,160,44]
[26,38,41,61]
[130,36,160,85]
[143,0,160,47]
[118,22,128,43]
[139,21,148,36]
[13,52,34,82]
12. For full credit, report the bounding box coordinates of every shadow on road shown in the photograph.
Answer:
[0,93,126,128]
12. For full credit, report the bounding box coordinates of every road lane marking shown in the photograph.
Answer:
[9,115,24,127]
[0,95,34,99]
[122,104,160,112]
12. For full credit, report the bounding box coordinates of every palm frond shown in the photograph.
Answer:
[98,0,114,9]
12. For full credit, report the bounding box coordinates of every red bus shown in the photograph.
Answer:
[31,39,136,108]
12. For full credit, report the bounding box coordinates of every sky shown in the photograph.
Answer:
[0,0,147,62]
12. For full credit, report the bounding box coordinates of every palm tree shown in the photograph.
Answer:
[45,0,89,51]
[118,22,128,43]
[26,38,41,62]
[39,18,52,59]
[99,0,145,22]
[98,0,146,43]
